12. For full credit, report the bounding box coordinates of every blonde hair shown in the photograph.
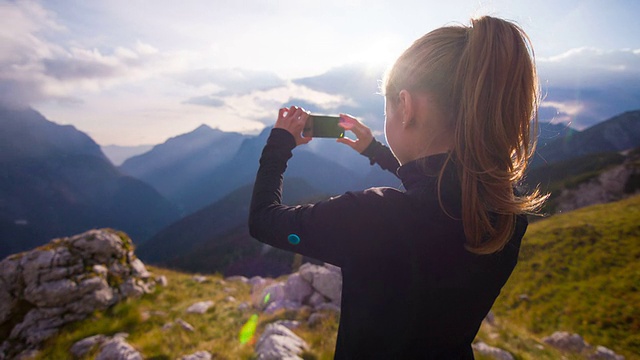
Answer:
[384,16,547,254]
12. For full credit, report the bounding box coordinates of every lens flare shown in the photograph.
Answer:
[239,314,259,344]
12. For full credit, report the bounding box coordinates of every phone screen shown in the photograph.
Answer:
[303,115,345,138]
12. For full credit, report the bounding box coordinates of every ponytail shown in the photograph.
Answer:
[384,16,548,254]
[452,17,546,254]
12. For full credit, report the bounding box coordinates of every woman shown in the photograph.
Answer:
[249,15,546,359]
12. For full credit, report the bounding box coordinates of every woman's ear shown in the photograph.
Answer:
[398,89,415,128]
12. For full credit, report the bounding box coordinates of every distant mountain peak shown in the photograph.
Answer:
[193,123,215,132]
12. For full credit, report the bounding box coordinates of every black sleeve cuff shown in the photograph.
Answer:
[267,128,297,151]
[359,139,400,173]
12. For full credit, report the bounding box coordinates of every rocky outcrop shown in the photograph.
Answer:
[0,229,155,359]
[247,262,342,316]
[543,331,625,360]
[71,333,143,360]
[472,342,514,360]
[254,323,309,360]
[556,153,640,213]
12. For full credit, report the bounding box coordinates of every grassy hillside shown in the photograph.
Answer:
[490,194,640,359]
[35,266,340,360]
[34,196,639,359]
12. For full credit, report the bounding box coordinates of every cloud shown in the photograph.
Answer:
[293,63,387,131]
[290,54,640,132]
[0,1,172,108]
[538,48,640,128]
[177,68,286,97]
[182,95,225,108]
[539,47,640,87]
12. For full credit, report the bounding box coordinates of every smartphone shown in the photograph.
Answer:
[303,115,345,138]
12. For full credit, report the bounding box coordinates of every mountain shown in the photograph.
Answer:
[119,125,247,212]
[532,110,640,167]
[101,144,154,166]
[172,127,388,214]
[535,120,580,149]
[0,106,180,257]
[138,177,326,276]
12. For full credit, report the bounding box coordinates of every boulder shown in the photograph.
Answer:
[72,333,142,360]
[284,273,313,303]
[176,318,195,332]
[156,275,169,287]
[95,334,142,360]
[298,263,342,304]
[472,342,514,360]
[186,301,214,314]
[70,334,108,358]
[180,350,213,360]
[255,323,309,360]
[226,276,249,284]
[264,300,303,314]
[0,229,155,359]
[542,331,590,353]
[588,346,625,360]
[260,282,286,308]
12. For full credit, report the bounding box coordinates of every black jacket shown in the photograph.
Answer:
[249,128,527,359]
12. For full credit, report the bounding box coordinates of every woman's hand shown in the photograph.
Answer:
[336,113,374,153]
[275,106,312,146]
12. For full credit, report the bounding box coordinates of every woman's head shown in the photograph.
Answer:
[384,16,547,254]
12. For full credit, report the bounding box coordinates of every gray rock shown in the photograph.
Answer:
[129,259,150,278]
[274,320,301,330]
[307,291,328,307]
[186,301,214,314]
[264,300,303,314]
[260,282,286,308]
[176,318,195,332]
[192,275,208,283]
[70,230,128,264]
[70,335,108,358]
[226,275,249,283]
[555,154,640,213]
[255,323,309,360]
[0,229,155,357]
[180,351,213,360]
[484,311,496,326]
[472,342,514,360]
[298,264,342,304]
[588,346,625,360]
[298,263,316,282]
[156,275,168,286]
[543,331,591,353]
[250,276,267,288]
[95,336,142,360]
[284,273,313,303]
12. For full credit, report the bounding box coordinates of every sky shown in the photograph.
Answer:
[1,0,639,146]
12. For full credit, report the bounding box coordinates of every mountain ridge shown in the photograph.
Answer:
[0,106,180,257]
[533,109,640,167]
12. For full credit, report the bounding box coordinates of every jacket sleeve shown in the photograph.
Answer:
[360,139,401,176]
[248,128,364,267]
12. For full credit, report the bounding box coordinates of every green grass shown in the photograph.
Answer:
[492,194,640,359]
[36,267,341,359]
[35,196,639,359]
